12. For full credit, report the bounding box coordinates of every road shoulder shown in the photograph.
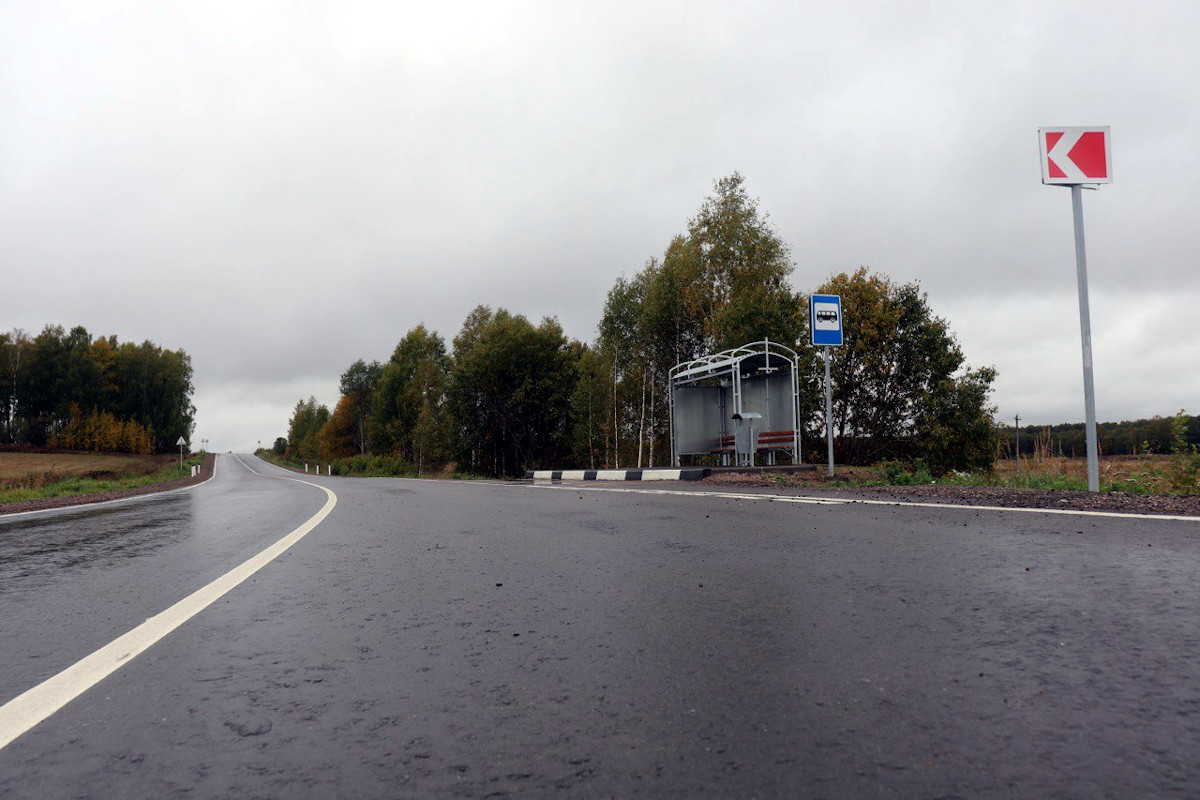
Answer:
[0,453,217,516]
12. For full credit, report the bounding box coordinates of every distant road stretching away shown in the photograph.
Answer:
[1,454,1197,797]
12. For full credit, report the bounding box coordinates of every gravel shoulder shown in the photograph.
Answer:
[702,470,1200,517]
[0,453,217,516]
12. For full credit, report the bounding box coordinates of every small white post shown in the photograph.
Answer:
[305,463,309,473]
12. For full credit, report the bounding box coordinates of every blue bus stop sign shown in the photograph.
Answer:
[810,294,843,346]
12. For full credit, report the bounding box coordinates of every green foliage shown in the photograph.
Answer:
[0,325,194,452]
[814,268,996,474]
[570,344,608,469]
[1000,472,1090,491]
[411,401,451,475]
[684,173,801,350]
[448,307,576,477]
[880,459,934,485]
[597,274,649,468]
[286,397,330,461]
[915,366,998,476]
[369,324,450,470]
[337,359,383,455]
[272,437,287,455]
[1168,409,1200,493]
[332,454,417,478]
[1104,474,1154,495]
[294,314,577,478]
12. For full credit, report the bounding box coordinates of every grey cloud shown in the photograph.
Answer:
[3,1,1198,450]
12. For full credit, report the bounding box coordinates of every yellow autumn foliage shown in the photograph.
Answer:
[51,407,153,454]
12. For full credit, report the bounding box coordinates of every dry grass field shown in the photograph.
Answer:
[0,451,174,490]
[994,454,1169,481]
[991,453,1193,493]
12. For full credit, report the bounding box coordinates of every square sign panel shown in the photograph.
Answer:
[810,294,843,346]
[1038,126,1112,184]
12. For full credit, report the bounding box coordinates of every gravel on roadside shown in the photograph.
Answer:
[702,471,1200,517]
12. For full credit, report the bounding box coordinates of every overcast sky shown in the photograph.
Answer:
[3,1,1198,451]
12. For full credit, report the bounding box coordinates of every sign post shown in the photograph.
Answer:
[810,294,844,477]
[176,436,186,471]
[1038,126,1112,492]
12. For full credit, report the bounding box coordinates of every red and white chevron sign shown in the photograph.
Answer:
[1038,126,1112,184]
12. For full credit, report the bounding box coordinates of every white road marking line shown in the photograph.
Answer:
[0,456,337,750]
[525,482,1200,521]
[0,456,219,521]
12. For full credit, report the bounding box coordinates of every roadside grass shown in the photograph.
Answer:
[0,451,204,504]
[871,454,1194,494]
[255,450,497,481]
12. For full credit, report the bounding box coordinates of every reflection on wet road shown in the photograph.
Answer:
[0,454,328,704]
[0,494,195,590]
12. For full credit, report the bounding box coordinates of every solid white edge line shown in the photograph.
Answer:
[0,454,337,750]
[524,482,1200,522]
[0,454,220,521]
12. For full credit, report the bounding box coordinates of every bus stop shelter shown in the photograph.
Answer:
[668,340,801,467]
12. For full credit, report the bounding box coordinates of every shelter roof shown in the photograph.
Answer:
[669,340,798,384]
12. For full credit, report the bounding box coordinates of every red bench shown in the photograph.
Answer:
[710,430,797,456]
[756,430,797,451]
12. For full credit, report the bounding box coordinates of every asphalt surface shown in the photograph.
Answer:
[1,454,1197,798]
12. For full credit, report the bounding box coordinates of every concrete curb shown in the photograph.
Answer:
[526,468,710,482]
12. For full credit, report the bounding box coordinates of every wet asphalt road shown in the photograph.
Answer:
[1,454,1198,798]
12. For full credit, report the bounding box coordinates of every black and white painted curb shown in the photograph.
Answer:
[526,468,710,482]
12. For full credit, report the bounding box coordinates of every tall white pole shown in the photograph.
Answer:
[1071,185,1100,492]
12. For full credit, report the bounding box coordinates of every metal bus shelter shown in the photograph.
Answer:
[668,340,801,467]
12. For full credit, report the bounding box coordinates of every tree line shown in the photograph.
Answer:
[1002,413,1199,459]
[281,173,998,478]
[0,325,195,453]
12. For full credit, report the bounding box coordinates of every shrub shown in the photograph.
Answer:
[881,458,933,485]
[1169,409,1200,494]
